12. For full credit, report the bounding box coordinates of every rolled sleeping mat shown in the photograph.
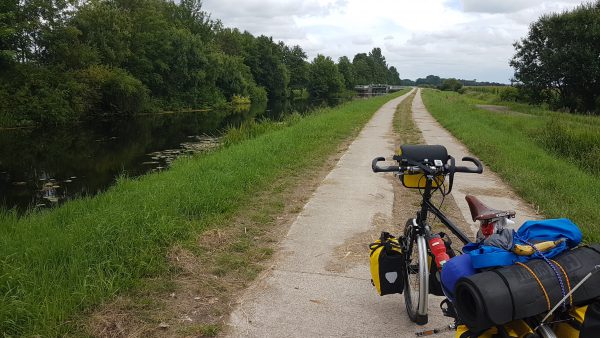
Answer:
[441,253,477,302]
[455,244,600,331]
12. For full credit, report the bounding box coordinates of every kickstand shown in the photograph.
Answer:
[415,323,456,336]
[440,298,457,318]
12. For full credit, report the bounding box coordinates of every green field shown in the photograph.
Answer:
[0,89,409,336]
[421,89,600,242]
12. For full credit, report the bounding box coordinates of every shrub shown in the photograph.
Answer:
[438,78,463,92]
[77,65,149,116]
[498,87,519,101]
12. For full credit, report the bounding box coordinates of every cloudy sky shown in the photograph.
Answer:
[202,0,589,83]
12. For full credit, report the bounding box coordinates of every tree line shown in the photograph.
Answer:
[510,1,600,114]
[400,75,505,87]
[0,0,401,126]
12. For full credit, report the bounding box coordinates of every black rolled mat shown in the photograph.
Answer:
[455,244,600,331]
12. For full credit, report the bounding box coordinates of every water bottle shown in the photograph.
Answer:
[429,234,450,268]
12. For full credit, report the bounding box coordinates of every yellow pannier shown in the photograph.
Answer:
[552,301,600,338]
[369,232,404,296]
[456,320,534,338]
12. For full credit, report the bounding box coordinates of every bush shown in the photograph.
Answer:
[77,65,149,116]
[498,87,519,101]
[438,78,463,92]
[0,65,85,125]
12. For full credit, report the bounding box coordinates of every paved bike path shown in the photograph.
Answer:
[411,89,540,233]
[225,90,450,337]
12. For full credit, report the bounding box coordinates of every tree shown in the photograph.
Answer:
[0,0,18,66]
[400,78,416,86]
[245,35,289,101]
[510,1,600,113]
[352,53,372,84]
[214,52,266,104]
[216,27,248,58]
[281,44,308,91]
[351,49,403,85]
[175,0,216,39]
[387,66,401,85]
[337,56,355,90]
[307,54,343,101]
[12,0,76,63]
[438,78,462,92]
[415,75,442,87]
[368,47,387,83]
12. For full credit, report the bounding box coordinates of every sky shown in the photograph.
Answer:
[201,0,590,83]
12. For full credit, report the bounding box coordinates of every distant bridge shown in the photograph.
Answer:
[354,84,406,97]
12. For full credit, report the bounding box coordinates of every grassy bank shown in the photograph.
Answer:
[0,89,409,336]
[421,89,600,242]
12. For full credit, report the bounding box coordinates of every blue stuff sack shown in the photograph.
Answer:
[514,218,582,258]
[464,218,582,269]
[441,254,476,302]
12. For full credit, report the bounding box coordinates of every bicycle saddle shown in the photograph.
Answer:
[465,195,515,221]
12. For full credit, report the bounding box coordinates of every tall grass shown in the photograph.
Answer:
[533,119,600,176]
[0,89,409,336]
[463,87,600,175]
[421,89,600,242]
[220,112,303,147]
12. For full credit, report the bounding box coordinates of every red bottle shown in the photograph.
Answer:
[429,234,450,268]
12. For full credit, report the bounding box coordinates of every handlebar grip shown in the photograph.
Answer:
[454,156,483,174]
[372,157,400,173]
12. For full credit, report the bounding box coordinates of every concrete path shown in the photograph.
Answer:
[411,89,540,233]
[225,89,541,338]
[226,90,451,337]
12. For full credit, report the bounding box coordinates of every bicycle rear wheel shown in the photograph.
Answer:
[402,218,429,325]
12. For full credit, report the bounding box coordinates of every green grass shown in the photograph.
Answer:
[421,89,600,242]
[0,89,410,336]
[392,90,421,144]
[462,87,600,175]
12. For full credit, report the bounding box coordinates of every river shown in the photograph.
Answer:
[0,97,318,212]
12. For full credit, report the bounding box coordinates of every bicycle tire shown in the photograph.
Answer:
[402,218,429,325]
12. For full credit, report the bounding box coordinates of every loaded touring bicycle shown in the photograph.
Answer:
[370,144,600,338]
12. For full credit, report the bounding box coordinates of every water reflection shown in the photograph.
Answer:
[0,98,315,212]
[0,105,257,211]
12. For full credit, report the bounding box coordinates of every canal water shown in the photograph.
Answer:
[0,98,316,212]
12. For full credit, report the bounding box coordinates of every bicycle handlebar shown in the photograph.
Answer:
[454,157,483,174]
[372,157,400,173]
[371,156,484,175]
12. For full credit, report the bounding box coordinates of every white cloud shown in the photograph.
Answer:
[461,0,585,13]
[202,0,589,83]
[462,0,542,13]
[351,35,374,45]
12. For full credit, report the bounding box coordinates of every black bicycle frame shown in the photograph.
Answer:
[414,174,471,245]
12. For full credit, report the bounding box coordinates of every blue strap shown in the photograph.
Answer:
[464,243,519,268]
